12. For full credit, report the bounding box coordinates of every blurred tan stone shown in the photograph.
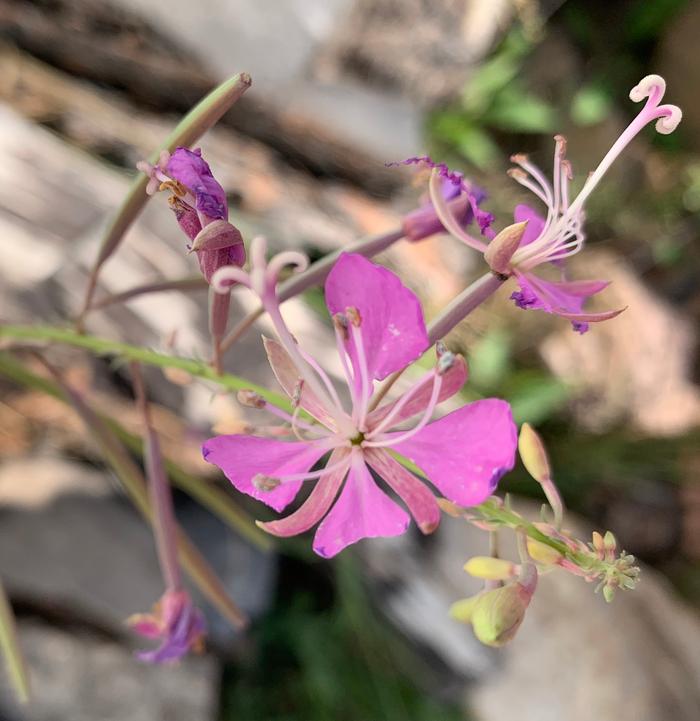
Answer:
[541,250,700,435]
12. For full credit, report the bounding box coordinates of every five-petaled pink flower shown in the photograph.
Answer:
[128,589,206,664]
[203,249,517,557]
[422,75,681,333]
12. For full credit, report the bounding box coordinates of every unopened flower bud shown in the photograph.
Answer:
[237,389,266,409]
[469,564,537,647]
[526,538,562,566]
[484,221,528,274]
[518,423,551,484]
[252,474,281,492]
[464,556,517,581]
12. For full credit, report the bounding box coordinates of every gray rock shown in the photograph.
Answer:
[0,618,217,721]
[0,456,275,646]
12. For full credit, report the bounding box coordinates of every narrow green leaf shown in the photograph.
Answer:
[0,324,292,412]
[0,579,30,704]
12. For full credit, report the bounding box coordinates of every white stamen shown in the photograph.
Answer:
[364,374,443,448]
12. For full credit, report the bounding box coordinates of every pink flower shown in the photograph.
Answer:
[128,589,206,664]
[137,147,245,284]
[426,75,682,333]
[203,248,517,557]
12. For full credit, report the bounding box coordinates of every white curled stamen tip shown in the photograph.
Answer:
[629,74,666,104]
[655,105,682,134]
[211,265,250,293]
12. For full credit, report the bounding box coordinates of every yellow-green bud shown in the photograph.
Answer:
[526,538,562,566]
[518,423,551,483]
[449,595,481,624]
[469,565,538,647]
[464,556,517,581]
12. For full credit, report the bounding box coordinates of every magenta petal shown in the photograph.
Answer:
[389,399,517,507]
[367,355,467,429]
[258,448,351,537]
[312,453,409,558]
[512,272,623,330]
[167,147,227,221]
[513,204,546,246]
[365,448,440,534]
[202,435,331,511]
[262,337,337,429]
[325,254,429,382]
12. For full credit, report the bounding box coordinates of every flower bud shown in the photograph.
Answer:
[518,423,551,483]
[469,565,537,647]
[484,221,528,274]
[526,538,562,566]
[464,556,517,581]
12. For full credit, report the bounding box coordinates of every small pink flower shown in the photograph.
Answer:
[426,75,682,333]
[203,249,517,557]
[128,589,206,664]
[137,147,245,284]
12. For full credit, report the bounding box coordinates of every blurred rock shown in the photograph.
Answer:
[540,250,700,435]
[0,617,217,721]
[0,456,275,648]
[362,507,700,721]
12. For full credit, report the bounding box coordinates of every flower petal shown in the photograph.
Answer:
[364,448,440,534]
[202,435,331,511]
[511,272,624,332]
[325,253,429,381]
[262,337,337,429]
[389,399,517,507]
[312,452,409,558]
[257,448,351,537]
[513,204,546,246]
[167,147,227,220]
[366,354,467,429]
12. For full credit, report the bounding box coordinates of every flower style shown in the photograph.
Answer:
[202,243,517,557]
[137,147,245,283]
[127,589,206,664]
[425,75,682,333]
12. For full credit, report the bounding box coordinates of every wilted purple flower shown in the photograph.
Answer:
[137,147,245,284]
[202,247,517,558]
[128,589,206,664]
[395,156,494,242]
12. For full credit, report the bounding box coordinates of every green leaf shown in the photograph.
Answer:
[468,329,512,391]
[0,579,30,704]
[571,84,612,126]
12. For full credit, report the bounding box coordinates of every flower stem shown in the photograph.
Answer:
[427,271,506,344]
[130,363,183,591]
[219,228,404,354]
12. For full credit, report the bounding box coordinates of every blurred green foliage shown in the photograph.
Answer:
[220,557,464,721]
